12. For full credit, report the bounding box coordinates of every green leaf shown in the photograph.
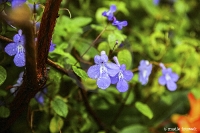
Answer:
[72,66,88,80]
[49,116,64,133]
[82,78,97,90]
[0,106,10,118]
[51,49,80,67]
[108,34,116,50]
[0,66,6,86]
[0,89,7,97]
[74,42,99,58]
[191,88,200,99]
[135,102,153,119]
[95,8,108,23]
[51,98,68,117]
[120,124,149,133]
[117,49,132,69]
[108,32,126,51]
[73,17,92,27]
[97,42,110,54]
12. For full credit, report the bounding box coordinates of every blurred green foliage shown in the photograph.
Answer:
[0,0,200,132]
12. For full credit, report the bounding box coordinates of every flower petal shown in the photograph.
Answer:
[4,43,17,56]
[11,0,26,8]
[139,72,148,85]
[123,70,133,81]
[106,62,120,77]
[14,52,25,67]
[110,5,116,12]
[170,73,179,82]
[97,74,111,89]
[35,92,44,105]
[158,75,166,85]
[112,20,128,30]
[117,79,128,92]
[16,72,24,84]
[13,34,21,42]
[49,41,55,52]
[100,51,108,63]
[87,65,100,79]
[94,55,101,64]
[110,74,119,84]
[166,80,177,91]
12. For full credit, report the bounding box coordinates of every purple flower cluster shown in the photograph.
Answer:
[153,0,160,5]
[111,56,133,92]
[138,60,179,91]
[102,5,128,30]
[158,63,179,91]
[4,29,55,67]
[138,60,153,85]
[87,51,133,92]
[0,0,26,8]
[10,71,47,105]
[4,30,26,67]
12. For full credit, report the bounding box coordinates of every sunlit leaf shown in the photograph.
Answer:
[135,101,153,119]
[49,116,64,133]
[108,34,116,50]
[98,42,110,54]
[117,49,132,69]
[51,98,68,117]
[120,124,149,133]
[72,66,88,80]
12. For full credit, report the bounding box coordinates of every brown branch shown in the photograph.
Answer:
[47,58,69,76]
[36,0,62,78]
[0,1,62,132]
[0,17,38,133]
[0,35,13,42]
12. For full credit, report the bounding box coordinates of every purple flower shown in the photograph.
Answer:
[10,71,24,95]
[35,88,47,105]
[87,51,120,89]
[112,18,128,30]
[0,0,27,8]
[110,56,133,92]
[158,63,179,91]
[0,0,26,8]
[138,60,152,85]
[153,0,160,5]
[102,5,116,21]
[49,41,55,52]
[10,71,47,105]
[11,0,26,8]
[4,29,25,67]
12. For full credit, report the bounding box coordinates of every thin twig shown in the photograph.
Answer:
[73,25,108,66]
[47,58,108,132]
[0,35,13,42]
[47,58,69,76]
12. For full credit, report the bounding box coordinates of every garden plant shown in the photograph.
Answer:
[0,0,200,133]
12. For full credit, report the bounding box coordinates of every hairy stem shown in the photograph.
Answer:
[36,0,62,78]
